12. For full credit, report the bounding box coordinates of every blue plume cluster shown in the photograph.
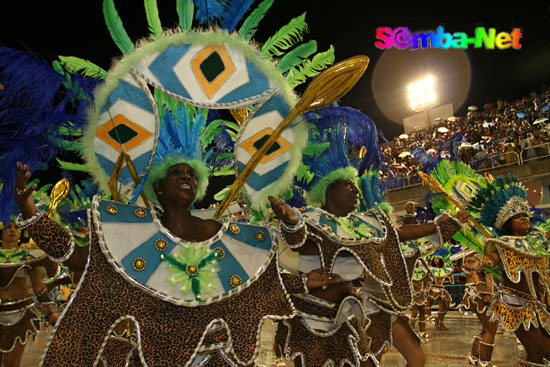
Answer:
[285,186,307,208]
[156,107,206,162]
[358,171,386,212]
[194,0,256,32]
[410,146,440,174]
[210,126,234,169]
[298,122,350,192]
[0,47,97,224]
[298,105,384,192]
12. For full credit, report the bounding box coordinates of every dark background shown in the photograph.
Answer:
[2,1,549,139]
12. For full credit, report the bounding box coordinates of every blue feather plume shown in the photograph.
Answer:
[193,0,228,25]
[220,0,256,32]
[0,47,96,224]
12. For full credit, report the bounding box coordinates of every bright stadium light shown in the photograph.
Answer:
[407,76,437,111]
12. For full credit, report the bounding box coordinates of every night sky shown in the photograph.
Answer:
[2,1,550,139]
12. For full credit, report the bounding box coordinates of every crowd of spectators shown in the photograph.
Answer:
[381,85,550,189]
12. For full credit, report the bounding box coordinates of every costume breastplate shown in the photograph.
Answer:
[298,206,391,286]
[94,197,278,305]
[486,236,549,298]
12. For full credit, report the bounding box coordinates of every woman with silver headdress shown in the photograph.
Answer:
[469,174,550,367]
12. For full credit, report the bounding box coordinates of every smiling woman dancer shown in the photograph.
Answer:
[469,174,550,367]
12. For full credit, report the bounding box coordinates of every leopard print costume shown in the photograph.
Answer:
[0,298,41,353]
[276,316,374,367]
[20,200,302,367]
[485,237,550,332]
[277,206,461,365]
[1,250,58,354]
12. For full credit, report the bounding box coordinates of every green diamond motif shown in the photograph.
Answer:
[108,124,138,144]
[253,135,280,155]
[200,52,225,83]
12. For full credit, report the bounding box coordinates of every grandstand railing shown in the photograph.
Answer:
[520,142,550,163]
[385,143,550,191]
[477,151,522,171]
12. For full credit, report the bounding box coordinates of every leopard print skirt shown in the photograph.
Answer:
[488,289,550,332]
[0,298,41,353]
[274,316,371,367]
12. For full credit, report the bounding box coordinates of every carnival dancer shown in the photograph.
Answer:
[399,202,434,339]
[272,106,467,367]
[469,174,550,367]
[0,221,58,367]
[454,250,498,367]
[407,254,433,339]
[426,246,454,331]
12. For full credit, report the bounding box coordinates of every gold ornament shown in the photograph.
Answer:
[214,247,225,259]
[229,224,240,234]
[255,231,266,241]
[106,205,119,215]
[48,179,70,217]
[132,257,146,271]
[186,264,199,276]
[154,239,168,251]
[134,208,148,218]
[229,275,242,288]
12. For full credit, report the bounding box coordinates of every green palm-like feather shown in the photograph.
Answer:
[56,158,91,173]
[296,163,314,184]
[144,0,163,38]
[261,12,308,59]
[212,166,235,176]
[103,0,134,54]
[57,56,108,79]
[286,46,335,88]
[176,0,194,31]
[277,40,317,74]
[238,0,274,41]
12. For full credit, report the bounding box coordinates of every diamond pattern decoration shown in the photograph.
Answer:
[191,45,235,99]
[239,128,292,164]
[96,114,153,153]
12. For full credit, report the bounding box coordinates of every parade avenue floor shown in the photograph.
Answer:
[23,311,521,366]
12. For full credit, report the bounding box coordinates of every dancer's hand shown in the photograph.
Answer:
[268,196,299,226]
[452,210,470,224]
[46,312,58,326]
[14,162,37,219]
[305,267,344,290]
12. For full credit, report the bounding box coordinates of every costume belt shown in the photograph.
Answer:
[500,286,537,302]
[0,297,35,313]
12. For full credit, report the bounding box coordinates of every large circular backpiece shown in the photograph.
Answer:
[82,31,305,207]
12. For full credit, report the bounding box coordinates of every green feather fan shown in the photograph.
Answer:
[261,12,308,59]
[144,0,163,38]
[238,0,274,41]
[57,56,108,79]
[176,0,194,31]
[286,46,335,88]
[103,0,134,54]
[277,40,318,74]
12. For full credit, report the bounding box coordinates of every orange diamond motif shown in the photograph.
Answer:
[191,45,235,99]
[240,128,292,164]
[96,114,153,153]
